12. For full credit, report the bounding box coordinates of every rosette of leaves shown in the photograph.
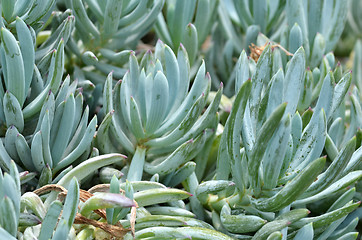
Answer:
[218,0,286,51]
[57,0,165,119]
[0,75,97,185]
[0,19,63,137]
[63,0,164,80]
[154,0,218,66]
[95,40,222,183]
[0,17,70,135]
[239,0,348,70]
[193,45,362,238]
[0,18,96,185]
[4,16,75,127]
[238,0,348,102]
[205,0,286,95]
[207,0,349,96]
[280,0,348,69]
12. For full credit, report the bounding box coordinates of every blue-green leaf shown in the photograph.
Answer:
[283,47,306,116]
[1,28,25,105]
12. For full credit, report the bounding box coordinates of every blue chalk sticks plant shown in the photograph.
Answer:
[0,0,362,239]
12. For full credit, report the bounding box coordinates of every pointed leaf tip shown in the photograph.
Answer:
[206,72,211,79]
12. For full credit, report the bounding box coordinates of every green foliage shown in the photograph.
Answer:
[0,0,361,239]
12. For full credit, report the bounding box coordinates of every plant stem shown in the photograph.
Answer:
[127,146,146,181]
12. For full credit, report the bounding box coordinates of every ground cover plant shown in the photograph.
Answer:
[1,0,362,239]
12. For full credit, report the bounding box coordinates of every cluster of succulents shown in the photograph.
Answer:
[1,0,362,239]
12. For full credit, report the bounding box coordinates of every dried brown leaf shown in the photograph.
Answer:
[33,184,67,195]
[74,213,130,239]
[249,42,293,62]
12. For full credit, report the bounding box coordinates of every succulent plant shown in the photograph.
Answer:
[1,77,97,179]
[0,160,78,239]
[192,45,362,238]
[0,0,362,239]
[54,0,168,119]
[0,7,75,132]
[205,0,286,95]
[281,0,349,69]
[0,16,97,187]
[0,0,56,31]
[0,20,64,136]
[218,0,286,51]
[63,0,165,79]
[347,0,362,39]
[155,0,218,65]
[0,156,141,240]
[207,0,349,97]
[96,40,221,183]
